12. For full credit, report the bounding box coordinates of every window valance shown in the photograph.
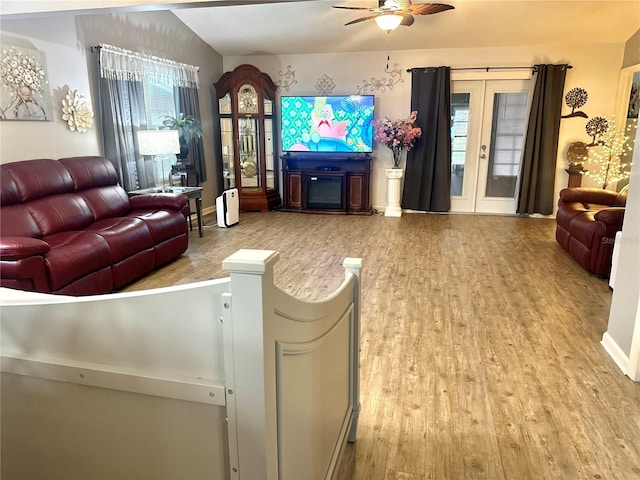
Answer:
[98,43,199,89]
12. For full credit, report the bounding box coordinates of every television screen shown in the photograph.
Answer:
[280,95,374,153]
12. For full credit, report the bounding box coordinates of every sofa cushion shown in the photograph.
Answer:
[79,186,132,220]
[0,167,22,206]
[0,204,42,237]
[85,217,154,263]
[27,193,94,236]
[59,156,120,190]
[2,159,73,202]
[42,231,112,290]
[128,209,188,243]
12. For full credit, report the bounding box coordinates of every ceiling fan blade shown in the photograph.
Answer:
[332,5,372,10]
[345,14,379,26]
[408,3,454,15]
[400,14,415,26]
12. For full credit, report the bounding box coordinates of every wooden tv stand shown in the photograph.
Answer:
[281,153,372,215]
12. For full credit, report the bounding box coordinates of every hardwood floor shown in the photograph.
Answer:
[125,211,640,480]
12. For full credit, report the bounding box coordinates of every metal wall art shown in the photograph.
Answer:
[315,74,335,95]
[561,87,589,119]
[0,45,52,121]
[275,65,297,92]
[585,116,608,146]
[61,89,94,132]
[356,63,404,95]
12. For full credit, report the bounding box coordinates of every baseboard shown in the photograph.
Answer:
[601,331,629,375]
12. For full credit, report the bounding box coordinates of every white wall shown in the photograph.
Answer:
[0,10,223,209]
[225,43,625,211]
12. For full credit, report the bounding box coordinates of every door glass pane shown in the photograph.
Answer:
[239,117,261,188]
[486,92,528,198]
[450,93,470,196]
[220,117,235,189]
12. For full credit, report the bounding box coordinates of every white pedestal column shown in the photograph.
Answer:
[385,168,404,217]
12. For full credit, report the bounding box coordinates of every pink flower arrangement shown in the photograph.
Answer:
[372,110,422,151]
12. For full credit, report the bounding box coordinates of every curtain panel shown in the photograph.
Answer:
[176,86,206,182]
[517,64,568,215]
[98,75,150,192]
[402,67,452,212]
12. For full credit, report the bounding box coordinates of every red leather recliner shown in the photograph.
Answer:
[0,156,190,295]
[555,187,626,276]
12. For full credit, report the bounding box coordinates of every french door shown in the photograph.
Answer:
[450,78,531,213]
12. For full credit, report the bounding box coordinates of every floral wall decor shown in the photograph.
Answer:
[315,74,335,95]
[0,45,52,121]
[561,87,589,119]
[275,65,297,92]
[356,63,404,95]
[61,89,94,132]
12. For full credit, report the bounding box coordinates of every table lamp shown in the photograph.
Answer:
[137,129,180,192]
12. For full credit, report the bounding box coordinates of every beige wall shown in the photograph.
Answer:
[225,42,626,211]
[622,28,640,69]
[0,10,223,209]
[0,10,631,213]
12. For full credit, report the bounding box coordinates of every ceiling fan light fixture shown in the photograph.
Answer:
[374,13,403,31]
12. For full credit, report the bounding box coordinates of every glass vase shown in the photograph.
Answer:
[391,146,402,168]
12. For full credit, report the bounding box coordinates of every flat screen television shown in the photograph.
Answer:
[280,95,374,153]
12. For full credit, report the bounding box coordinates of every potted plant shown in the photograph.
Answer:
[162,113,203,162]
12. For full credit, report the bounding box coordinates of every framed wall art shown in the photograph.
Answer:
[0,45,52,121]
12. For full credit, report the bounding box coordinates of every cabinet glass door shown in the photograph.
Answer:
[220,117,235,189]
[239,117,261,188]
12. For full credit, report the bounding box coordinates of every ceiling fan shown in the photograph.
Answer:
[333,0,454,31]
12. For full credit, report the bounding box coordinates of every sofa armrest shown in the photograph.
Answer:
[129,193,188,211]
[0,237,50,261]
[559,188,621,206]
[594,207,625,225]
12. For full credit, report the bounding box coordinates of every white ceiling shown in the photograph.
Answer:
[1,0,638,57]
[172,0,640,57]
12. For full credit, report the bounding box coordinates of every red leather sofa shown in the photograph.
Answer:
[555,187,626,276]
[1,156,190,295]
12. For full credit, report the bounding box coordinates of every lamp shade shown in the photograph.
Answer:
[137,129,180,156]
[374,13,403,31]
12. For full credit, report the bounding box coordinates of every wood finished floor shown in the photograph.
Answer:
[125,211,640,480]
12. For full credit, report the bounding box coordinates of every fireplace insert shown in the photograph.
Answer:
[306,174,345,210]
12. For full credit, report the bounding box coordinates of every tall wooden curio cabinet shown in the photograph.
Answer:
[214,64,281,211]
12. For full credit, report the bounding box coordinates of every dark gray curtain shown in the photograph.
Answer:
[176,86,206,183]
[98,77,150,191]
[517,64,568,215]
[402,67,451,212]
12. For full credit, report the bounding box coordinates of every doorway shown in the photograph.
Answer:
[450,78,531,213]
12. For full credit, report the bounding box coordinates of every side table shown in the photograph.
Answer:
[128,186,204,237]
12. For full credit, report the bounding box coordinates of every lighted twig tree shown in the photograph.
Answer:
[583,116,634,189]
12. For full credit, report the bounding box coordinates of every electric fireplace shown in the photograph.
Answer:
[306,173,345,210]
